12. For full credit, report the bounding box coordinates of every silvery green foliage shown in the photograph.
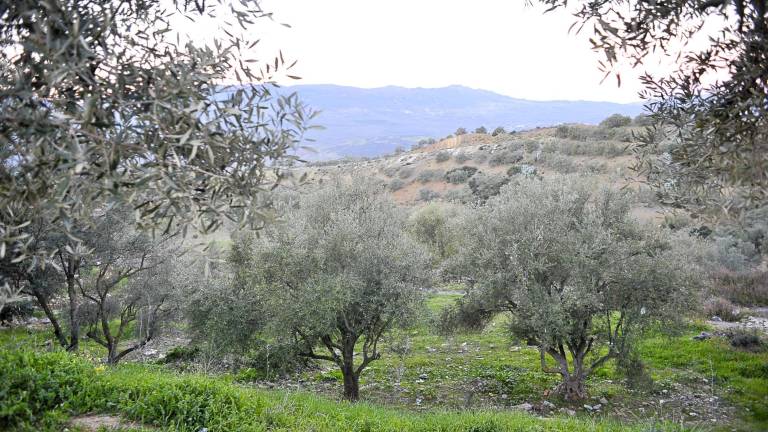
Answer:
[452,176,699,399]
[538,0,767,216]
[237,180,431,400]
[0,0,315,305]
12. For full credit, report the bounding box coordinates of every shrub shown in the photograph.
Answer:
[0,300,34,325]
[418,188,441,202]
[398,166,415,179]
[468,172,510,201]
[725,328,766,352]
[488,149,523,167]
[444,187,473,203]
[444,166,478,184]
[633,114,653,126]
[599,113,632,129]
[702,297,743,322]
[160,346,201,364]
[507,165,538,176]
[382,166,399,177]
[454,152,471,163]
[712,270,768,306]
[455,127,467,136]
[491,126,506,136]
[389,178,406,191]
[417,169,444,183]
[473,152,488,164]
[435,151,451,163]
[474,126,488,134]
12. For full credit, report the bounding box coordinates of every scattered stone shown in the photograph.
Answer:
[693,332,712,340]
[418,373,428,380]
[542,400,556,410]
[711,316,723,322]
[501,394,508,399]
[510,346,521,352]
[599,397,608,405]
[513,403,534,411]
[583,404,593,411]
[593,404,602,410]
[426,347,437,353]
[415,397,423,406]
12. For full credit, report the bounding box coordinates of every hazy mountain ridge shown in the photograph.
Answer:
[274,84,644,159]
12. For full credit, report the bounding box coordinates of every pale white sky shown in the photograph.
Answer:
[177,1,685,103]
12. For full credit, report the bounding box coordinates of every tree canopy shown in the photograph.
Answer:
[0,0,315,307]
[538,0,768,216]
[450,176,699,399]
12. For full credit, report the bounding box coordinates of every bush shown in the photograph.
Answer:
[160,346,201,364]
[474,126,487,134]
[712,270,768,306]
[599,113,632,129]
[417,169,444,183]
[468,172,510,201]
[444,187,473,203]
[435,151,451,163]
[382,166,399,177]
[507,164,536,177]
[398,166,415,179]
[418,188,441,202]
[491,126,506,136]
[702,297,743,322]
[633,114,653,126]
[454,152,471,163]
[444,166,478,184]
[488,149,523,167]
[725,328,766,352]
[239,342,306,380]
[455,127,467,136]
[389,178,406,191]
[473,152,489,164]
[0,300,35,325]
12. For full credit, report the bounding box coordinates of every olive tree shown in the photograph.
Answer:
[77,207,180,364]
[537,0,768,215]
[0,0,315,306]
[451,176,697,399]
[239,181,431,401]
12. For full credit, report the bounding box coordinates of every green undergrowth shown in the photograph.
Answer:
[0,349,684,432]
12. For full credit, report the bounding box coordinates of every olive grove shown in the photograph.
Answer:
[449,176,701,399]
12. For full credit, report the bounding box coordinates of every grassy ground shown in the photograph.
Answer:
[2,292,766,431]
[236,293,766,431]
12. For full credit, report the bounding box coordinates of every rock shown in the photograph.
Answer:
[583,404,593,411]
[501,394,508,399]
[418,373,428,380]
[510,346,521,352]
[542,400,556,410]
[711,316,722,322]
[593,404,602,410]
[599,397,608,405]
[513,403,534,411]
[426,347,437,353]
[693,331,712,340]
[559,408,576,416]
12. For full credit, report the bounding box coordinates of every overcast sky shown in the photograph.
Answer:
[180,1,684,103]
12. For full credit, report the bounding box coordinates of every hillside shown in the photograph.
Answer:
[290,122,662,221]
[267,85,644,159]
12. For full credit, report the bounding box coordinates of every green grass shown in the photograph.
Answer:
[0,349,687,432]
[2,292,766,431]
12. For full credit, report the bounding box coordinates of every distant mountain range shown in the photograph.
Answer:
[273,84,644,160]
